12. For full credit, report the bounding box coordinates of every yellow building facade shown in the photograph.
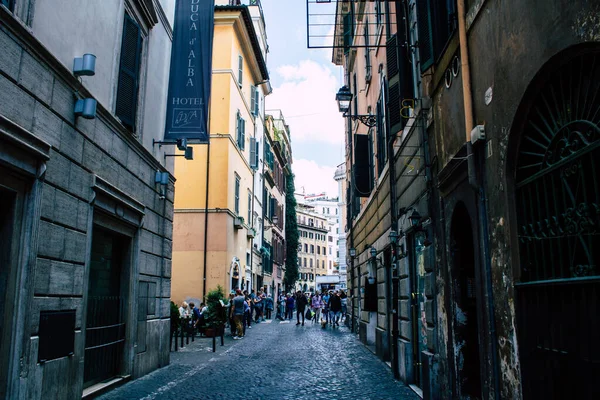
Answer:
[172,2,270,304]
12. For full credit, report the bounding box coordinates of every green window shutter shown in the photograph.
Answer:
[240,118,246,150]
[249,137,257,169]
[254,140,259,168]
[254,88,260,115]
[236,112,241,147]
[116,14,143,131]
[417,0,434,72]
[247,192,252,224]
[343,13,353,54]
[238,55,243,86]
[235,176,240,214]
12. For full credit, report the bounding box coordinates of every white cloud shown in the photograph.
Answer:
[292,159,338,198]
[266,60,344,145]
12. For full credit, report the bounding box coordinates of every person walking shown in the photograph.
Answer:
[311,292,323,324]
[232,289,245,339]
[265,293,274,319]
[296,290,309,326]
[329,290,342,327]
[285,293,295,320]
[322,290,331,324]
[340,290,348,322]
[254,291,263,323]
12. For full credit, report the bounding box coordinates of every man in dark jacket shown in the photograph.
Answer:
[295,291,309,326]
[328,291,342,327]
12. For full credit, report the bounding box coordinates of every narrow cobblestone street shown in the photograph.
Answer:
[98,317,420,400]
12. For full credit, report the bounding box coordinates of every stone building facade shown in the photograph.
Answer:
[329,0,600,399]
[0,0,174,398]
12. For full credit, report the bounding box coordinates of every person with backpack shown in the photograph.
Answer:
[295,291,309,326]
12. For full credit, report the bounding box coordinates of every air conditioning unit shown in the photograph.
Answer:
[247,228,256,238]
[233,216,244,229]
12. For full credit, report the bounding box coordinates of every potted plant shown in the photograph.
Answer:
[203,286,227,337]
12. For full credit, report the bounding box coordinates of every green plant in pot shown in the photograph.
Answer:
[203,286,227,337]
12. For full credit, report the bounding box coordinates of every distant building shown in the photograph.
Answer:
[295,203,328,292]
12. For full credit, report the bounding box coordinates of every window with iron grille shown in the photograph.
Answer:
[234,175,240,215]
[116,14,143,132]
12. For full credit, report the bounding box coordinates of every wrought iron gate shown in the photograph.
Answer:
[515,49,600,399]
[84,228,126,388]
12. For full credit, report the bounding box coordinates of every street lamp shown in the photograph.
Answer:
[335,85,377,127]
[409,209,421,227]
[264,215,279,230]
[349,247,356,257]
[388,230,399,245]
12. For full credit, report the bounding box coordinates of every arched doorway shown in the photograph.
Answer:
[511,46,600,398]
[450,203,482,399]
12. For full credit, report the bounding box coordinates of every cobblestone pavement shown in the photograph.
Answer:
[98,317,420,400]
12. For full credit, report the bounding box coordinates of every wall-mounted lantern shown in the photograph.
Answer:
[349,247,356,258]
[73,54,96,76]
[74,98,97,119]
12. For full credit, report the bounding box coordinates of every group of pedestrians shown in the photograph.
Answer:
[228,288,274,339]
[274,289,348,327]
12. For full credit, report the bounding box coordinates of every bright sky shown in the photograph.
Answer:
[261,0,344,198]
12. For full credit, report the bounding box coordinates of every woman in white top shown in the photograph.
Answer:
[178,301,190,318]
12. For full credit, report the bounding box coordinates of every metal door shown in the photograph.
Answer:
[514,49,600,399]
[84,227,126,388]
[0,171,26,398]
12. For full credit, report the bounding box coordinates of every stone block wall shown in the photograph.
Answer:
[0,13,173,400]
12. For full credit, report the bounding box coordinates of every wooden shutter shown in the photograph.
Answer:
[235,177,240,214]
[387,31,414,136]
[343,13,353,54]
[240,118,246,150]
[254,140,259,169]
[417,0,434,71]
[254,87,259,116]
[236,112,241,147]
[251,86,256,116]
[270,197,276,219]
[376,98,386,175]
[368,129,375,190]
[354,134,371,197]
[249,137,257,169]
[116,14,143,131]
[238,55,243,86]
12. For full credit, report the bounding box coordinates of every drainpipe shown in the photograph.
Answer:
[202,139,211,301]
[457,1,501,397]
[456,0,477,190]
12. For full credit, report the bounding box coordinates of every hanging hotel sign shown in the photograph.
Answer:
[164,0,214,142]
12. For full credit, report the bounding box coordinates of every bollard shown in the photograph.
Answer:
[212,334,216,352]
